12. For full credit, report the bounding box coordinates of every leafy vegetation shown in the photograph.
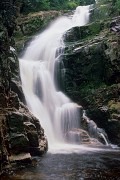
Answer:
[115,0,120,12]
[21,0,95,14]
[97,0,120,17]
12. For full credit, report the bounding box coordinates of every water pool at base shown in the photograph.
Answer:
[1,146,120,180]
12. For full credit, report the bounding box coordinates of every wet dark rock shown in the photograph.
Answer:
[8,112,24,133]
[8,92,20,109]
[27,132,39,147]
[64,22,103,43]
[10,134,29,154]
[29,136,48,156]
[110,18,120,32]
[63,16,120,145]
[24,122,39,147]
[112,114,120,121]
[0,105,48,169]
[107,121,120,145]
[0,0,48,173]
[81,114,109,145]
[11,80,26,104]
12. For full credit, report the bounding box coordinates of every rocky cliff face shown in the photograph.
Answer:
[62,16,120,145]
[0,0,48,174]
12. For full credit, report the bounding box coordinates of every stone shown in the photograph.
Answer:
[112,114,120,121]
[65,128,91,144]
[11,80,25,103]
[30,137,48,156]
[9,153,31,163]
[110,18,120,32]
[64,22,103,43]
[90,138,103,146]
[0,0,48,172]
[8,92,20,109]
[24,122,37,131]
[7,112,24,133]
[0,93,7,108]
[10,133,29,154]
[27,131,39,147]
[62,16,120,145]
[107,121,120,144]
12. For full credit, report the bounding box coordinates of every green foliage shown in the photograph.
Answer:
[67,2,78,10]
[49,0,80,10]
[88,22,102,35]
[79,0,95,5]
[21,0,97,13]
[96,0,112,4]
[115,0,120,10]
[21,0,50,14]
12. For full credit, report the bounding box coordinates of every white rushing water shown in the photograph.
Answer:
[19,6,90,148]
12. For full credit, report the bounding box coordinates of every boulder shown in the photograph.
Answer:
[65,128,91,144]
[64,22,103,43]
[65,128,104,146]
[5,108,48,155]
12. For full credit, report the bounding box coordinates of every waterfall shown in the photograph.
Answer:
[72,6,90,26]
[83,110,109,145]
[100,133,109,146]
[19,6,90,148]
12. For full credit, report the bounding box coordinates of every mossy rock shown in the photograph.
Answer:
[108,100,120,113]
[64,22,104,43]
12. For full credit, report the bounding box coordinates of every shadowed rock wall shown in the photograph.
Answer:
[0,0,48,174]
[62,17,120,145]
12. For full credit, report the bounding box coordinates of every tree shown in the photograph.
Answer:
[21,0,50,13]
[115,0,120,14]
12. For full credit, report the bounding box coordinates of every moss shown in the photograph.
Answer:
[108,101,120,113]
[64,21,106,44]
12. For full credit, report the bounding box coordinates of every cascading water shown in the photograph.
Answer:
[72,6,90,26]
[19,6,91,148]
[83,110,109,145]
